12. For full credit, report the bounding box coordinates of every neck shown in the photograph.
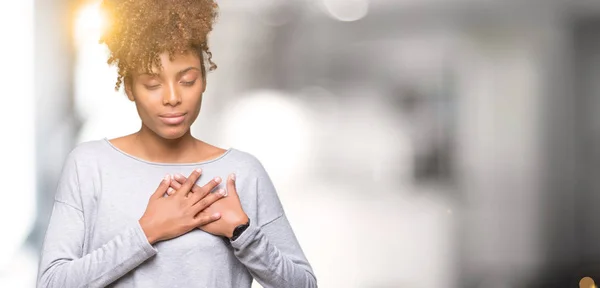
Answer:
[133,124,198,163]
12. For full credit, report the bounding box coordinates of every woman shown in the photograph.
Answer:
[36,0,317,287]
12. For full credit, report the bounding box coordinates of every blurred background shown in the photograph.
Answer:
[4,0,600,287]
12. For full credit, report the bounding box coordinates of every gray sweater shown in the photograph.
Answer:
[37,138,317,288]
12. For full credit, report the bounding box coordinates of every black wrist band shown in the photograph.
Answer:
[230,219,250,242]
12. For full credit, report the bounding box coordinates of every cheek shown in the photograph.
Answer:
[134,100,155,119]
[184,92,203,116]
[134,91,161,114]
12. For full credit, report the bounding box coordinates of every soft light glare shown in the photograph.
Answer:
[322,0,369,22]
[73,0,141,143]
[221,91,312,185]
[74,1,106,48]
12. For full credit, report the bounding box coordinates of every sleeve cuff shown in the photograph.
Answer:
[229,221,260,250]
[132,221,159,258]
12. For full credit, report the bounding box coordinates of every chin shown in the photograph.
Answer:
[155,126,189,140]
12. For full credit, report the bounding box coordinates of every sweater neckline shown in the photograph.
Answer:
[102,137,233,166]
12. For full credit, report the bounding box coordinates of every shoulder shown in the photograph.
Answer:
[227,150,285,223]
[63,138,110,167]
[72,138,108,154]
[226,149,269,177]
[54,139,107,205]
[225,149,280,195]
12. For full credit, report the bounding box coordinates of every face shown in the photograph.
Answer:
[125,52,206,140]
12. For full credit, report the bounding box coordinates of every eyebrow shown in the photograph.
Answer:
[176,67,201,78]
[138,67,200,78]
[138,72,159,78]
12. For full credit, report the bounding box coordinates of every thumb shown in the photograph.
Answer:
[152,174,171,200]
[226,173,237,197]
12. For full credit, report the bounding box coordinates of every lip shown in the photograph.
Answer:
[159,112,187,125]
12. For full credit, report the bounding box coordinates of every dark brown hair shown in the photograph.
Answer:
[99,0,218,90]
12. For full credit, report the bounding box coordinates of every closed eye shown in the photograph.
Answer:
[181,80,196,86]
[144,84,161,90]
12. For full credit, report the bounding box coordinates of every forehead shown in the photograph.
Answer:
[136,51,202,75]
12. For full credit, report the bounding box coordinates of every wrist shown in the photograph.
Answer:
[227,215,250,240]
[139,219,159,245]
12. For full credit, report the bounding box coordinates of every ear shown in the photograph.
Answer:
[201,60,207,93]
[124,76,135,102]
[201,76,207,93]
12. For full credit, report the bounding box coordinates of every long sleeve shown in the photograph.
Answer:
[230,215,317,288]
[231,159,317,288]
[37,150,158,288]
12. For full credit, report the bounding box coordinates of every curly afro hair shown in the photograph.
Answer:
[99,0,218,91]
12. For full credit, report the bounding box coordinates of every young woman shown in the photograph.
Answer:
[36,0,317,287]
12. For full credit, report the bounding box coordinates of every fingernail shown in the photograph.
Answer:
[215,177,222,184]
[164,174,170,181]
[195,168,202,174]
[174,174,181,180]
[230,174,236,181]
[219,189,227,197]
[212,212,221,218]
[167,187,174,194]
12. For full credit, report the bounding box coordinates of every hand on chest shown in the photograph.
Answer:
[91,171,251,253]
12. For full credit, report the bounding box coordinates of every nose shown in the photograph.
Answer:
[163,83,182,106]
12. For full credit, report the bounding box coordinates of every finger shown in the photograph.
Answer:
[175,168,202,198]
[187,181,213,204]
[173,173,186,184]
[166,187,175,196]
[193,212,221,227]
[225,173,237,197]
[191,188,227,213]
[202,176,222,193]
[170,178,183,190]
[151,175,171,200]
[173,174,203,195]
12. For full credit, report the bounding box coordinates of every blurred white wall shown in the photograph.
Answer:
[456,24,546,286]
[0,0,36,286]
